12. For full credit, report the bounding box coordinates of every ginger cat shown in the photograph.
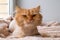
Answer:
[9,6,42,38]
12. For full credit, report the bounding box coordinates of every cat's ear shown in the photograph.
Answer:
[35,6,40,12]
[15,6,22,12]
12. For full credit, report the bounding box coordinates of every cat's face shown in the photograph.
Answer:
[15,6,42,27]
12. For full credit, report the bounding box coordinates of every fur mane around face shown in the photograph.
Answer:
[15,6,42,27]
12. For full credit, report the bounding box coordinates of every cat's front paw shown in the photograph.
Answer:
[8,35,25,38]
[15,35,25,38]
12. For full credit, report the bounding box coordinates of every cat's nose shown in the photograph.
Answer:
[27,17,33,23]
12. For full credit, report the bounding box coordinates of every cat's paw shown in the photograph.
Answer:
[8,35,25,38]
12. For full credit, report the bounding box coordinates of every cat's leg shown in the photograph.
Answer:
[9,27,25,38]
[9,20,15,33]
[8,32,25,38]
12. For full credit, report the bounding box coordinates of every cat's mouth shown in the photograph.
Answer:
[24,21,35,26]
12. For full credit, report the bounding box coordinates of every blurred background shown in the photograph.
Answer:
[0,0,60,22]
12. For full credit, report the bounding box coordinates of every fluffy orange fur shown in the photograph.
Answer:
[9,6,42,38]
[15,6,42,26]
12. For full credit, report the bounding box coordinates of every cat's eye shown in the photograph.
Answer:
[32,14,36,17]
[22,15,27,17]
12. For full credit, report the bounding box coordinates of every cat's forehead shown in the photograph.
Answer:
[20,9,38,15]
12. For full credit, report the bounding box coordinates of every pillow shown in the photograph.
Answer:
[0,19,10,38]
